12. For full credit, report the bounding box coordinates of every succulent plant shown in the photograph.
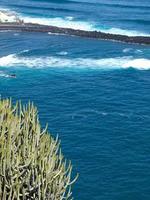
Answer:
[0,99,78,200]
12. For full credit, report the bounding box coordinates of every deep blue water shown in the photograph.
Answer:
[0,0,150,199]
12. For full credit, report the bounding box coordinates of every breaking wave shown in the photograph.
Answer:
[0,54,150,70]
[1,8,149,36]
[22,15,150,36]
[100,27,150,37]
[22,15,96,31]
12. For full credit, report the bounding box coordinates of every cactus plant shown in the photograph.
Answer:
[0,99,77,200]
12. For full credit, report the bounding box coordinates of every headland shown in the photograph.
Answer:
[0,11,150,45]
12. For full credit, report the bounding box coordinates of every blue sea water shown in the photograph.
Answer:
[0,0,150,199]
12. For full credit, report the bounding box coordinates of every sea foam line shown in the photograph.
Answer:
[21,15,150,36]
[1,8,148,37]
[0,54,150,70]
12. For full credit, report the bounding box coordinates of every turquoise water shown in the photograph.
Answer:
[0,0,150,199]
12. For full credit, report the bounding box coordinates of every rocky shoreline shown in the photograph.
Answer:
[0,23,150,45]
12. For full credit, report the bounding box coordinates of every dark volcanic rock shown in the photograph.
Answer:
[0,23,150,45]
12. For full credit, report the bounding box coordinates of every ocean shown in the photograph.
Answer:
[0,0,150,199]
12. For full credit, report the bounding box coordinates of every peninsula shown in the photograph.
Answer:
[0,11,150,45]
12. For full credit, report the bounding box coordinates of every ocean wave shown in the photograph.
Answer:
[0,71,11,78]
[22,15,96,31]
[70,0,150,10]
[57,51,68,56]
[21,16,150,36]
[1,8,149,36]
[123,48,143,54]
[123,48,132,53]
[65,16,74,21]
[100,27,150,37]
[9,4,79,14]
[0,54,150,70]
[118,19,150,25]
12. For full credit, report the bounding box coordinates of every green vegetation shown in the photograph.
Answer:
[0,99,77,199]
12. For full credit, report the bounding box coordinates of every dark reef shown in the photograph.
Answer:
[0,23,150,45]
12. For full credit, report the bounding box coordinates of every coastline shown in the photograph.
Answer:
[0,22,150,45]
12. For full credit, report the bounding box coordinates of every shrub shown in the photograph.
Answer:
[0,99,77,199]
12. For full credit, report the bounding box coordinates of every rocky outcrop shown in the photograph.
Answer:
[0,23,150,45]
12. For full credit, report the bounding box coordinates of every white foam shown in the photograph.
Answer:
[102,27,150,37]
[123,59,150,70]
[123,48,143,54]
[0,8,149,36]
[123,48,132,53]
[57,51,68,56]
[0,54,150,70]
[20,49,30,53]
[14,33,20,36]
[22,16,95,31]
[48,32,66,36]
[22,15,150,36]
[135,49,143,54]
[65,16,74,21]
[19,13,149,36]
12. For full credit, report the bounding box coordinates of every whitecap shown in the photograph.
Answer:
[1,8,149,36]
[123,59,150,70]
[14,33,19,36]
[57,51,68,56]
[20,49,30,53]
[65,16,74,21]
[101,27,150,37]
[22,16,95,31]
[135,49,143,54]
[123,48,132,53]
[0,54,150,70]
[48,32,66,36]
[22,15,150,36]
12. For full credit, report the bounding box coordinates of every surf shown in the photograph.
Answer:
[1,8,149,37]
[0,54,150,70]
[21,15,150,37]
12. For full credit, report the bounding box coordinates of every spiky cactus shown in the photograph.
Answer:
[0,99,77,200]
